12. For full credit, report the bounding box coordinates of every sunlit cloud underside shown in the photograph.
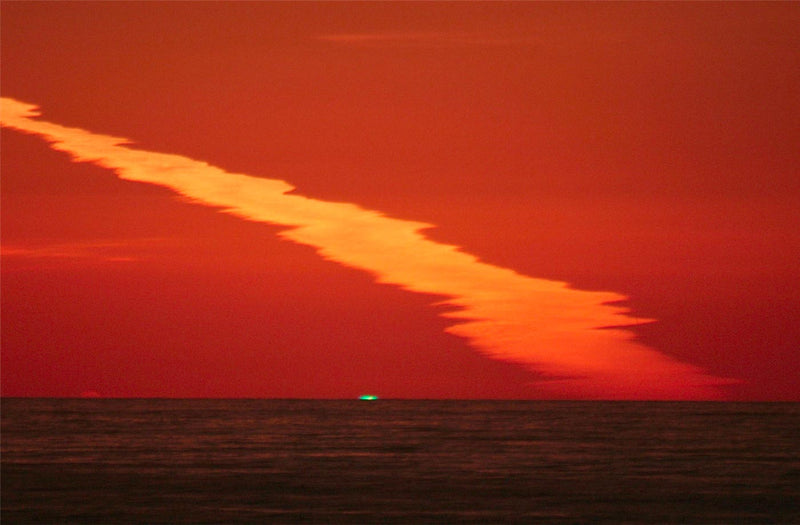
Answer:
[1,97,734,399]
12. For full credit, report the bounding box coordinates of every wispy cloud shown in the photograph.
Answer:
[1,97,736,399]
[316,31,530,47]
[1,239,162,264]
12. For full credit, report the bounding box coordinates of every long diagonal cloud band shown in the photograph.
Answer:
[1,97,734,398]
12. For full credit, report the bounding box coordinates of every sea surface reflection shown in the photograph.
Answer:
[2,399,798,523]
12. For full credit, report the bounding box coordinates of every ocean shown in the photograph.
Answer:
[2,399,798,523]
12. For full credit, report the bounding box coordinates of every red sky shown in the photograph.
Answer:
[2,2,799,400]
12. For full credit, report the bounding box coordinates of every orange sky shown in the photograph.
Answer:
[2,2,799,400]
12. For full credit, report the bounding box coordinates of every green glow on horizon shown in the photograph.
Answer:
[358,395,379,400]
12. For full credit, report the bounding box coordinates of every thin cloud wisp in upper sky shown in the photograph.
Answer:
[1,97,735,399]
[316,32,529,47]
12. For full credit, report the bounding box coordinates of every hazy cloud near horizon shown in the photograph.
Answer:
[1,239,164,264]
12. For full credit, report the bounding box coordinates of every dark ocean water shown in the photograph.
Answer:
[2,399,798,524]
